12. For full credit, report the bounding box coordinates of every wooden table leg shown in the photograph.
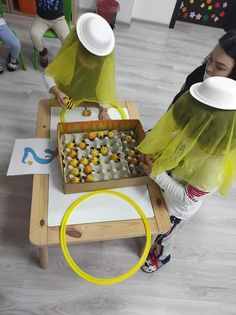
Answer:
[140,235,156,257]
[39,246,48,269]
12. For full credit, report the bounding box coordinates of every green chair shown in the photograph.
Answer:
[0,0,26,71]
[33,0,73,69]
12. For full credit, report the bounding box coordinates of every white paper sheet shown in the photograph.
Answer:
[48,172,154,226]
[7,138,58,175]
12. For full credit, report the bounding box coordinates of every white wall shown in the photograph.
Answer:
[132,0,176,25]
[116,0,135,24]
[77,0,135,24]
[78,0,95,10]
[77,0,176,25]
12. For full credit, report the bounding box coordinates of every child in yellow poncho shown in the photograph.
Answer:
[138,76,236,273]
[43,13,117,120]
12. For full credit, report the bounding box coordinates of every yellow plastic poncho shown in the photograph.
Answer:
[138,92,236,195]
[45,28,117,107]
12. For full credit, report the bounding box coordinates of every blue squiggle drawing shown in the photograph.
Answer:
[21,147,56,165]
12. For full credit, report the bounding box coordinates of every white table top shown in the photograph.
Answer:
[48,106,154,227]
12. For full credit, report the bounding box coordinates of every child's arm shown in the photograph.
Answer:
[43,73,69,108]
[44,73,111,119]
[150,172,210,205]
[50,86,70,109]
[141,154,210,204]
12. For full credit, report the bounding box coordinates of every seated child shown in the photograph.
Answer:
[30,0,70,68]
[0,16,21,73]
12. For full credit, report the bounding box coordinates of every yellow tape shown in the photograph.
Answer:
[60,190,151,285]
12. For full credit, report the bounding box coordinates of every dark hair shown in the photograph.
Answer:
[218,30,236,80]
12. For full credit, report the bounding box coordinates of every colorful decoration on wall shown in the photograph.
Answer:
[176,0,229,27]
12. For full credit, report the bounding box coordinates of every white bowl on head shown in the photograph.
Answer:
[76,12,115,56]
[190,76,236,110]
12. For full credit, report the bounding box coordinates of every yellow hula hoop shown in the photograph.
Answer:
[111,103,127,120]
[60,190,151,285]
[60,102,127,122]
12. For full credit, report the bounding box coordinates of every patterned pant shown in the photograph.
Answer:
[154,216,185,261]
[0,24,21,59]
[30,15,69,51]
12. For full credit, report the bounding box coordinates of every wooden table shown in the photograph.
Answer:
[29,99,170,269]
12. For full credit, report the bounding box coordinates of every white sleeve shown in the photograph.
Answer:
[150,172,210,204]
[43,73,56,92]
[99,103,109,109]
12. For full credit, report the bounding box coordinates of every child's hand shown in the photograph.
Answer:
[99,107,111,120]
[141,154,153,176]
[50,86,70,109]
[56,92,71,109]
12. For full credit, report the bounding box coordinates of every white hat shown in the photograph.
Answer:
[190,76,236,110]
[76,12,115,56]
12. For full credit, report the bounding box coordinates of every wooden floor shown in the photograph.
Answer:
[1,12,236,315]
